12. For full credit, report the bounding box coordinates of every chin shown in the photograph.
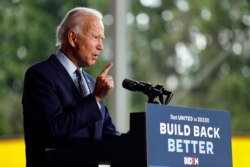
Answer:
[88,61,96,67]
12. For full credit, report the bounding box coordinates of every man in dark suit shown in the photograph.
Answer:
[22,7,120,167]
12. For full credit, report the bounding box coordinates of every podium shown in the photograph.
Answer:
[45,103,232,167]
[45,112,147,167]
[146,103,232,167]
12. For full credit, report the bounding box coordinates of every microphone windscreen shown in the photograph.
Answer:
[122,79,137,91]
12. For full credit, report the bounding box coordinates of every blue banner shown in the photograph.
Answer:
[146,103,232,167]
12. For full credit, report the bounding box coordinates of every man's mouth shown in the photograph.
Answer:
[93,54,99,59]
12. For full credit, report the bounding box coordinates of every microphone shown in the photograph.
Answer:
[122,78,173,104]
[122,79,161,96]
[122,79,149,91]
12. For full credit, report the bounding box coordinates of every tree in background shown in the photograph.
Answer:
[129,0,250,133]
[0,0,250,136]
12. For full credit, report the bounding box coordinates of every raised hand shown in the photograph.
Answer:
[93,63,114,101]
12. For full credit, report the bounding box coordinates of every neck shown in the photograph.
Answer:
[59,45,80,68]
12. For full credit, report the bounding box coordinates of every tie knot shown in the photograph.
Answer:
[75,69,82,78]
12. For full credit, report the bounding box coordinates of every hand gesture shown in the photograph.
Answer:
[93,63,114,101]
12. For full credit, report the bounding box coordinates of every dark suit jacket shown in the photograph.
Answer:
[22,54,119,167]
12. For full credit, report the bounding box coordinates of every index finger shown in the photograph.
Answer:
[100,63,113,76]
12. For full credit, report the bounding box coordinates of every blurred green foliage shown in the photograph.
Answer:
[129,0,250,133]
[0,0,250,136]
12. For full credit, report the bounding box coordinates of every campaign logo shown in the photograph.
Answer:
[184,157,199,165]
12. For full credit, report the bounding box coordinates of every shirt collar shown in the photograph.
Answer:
[56,51,79,78]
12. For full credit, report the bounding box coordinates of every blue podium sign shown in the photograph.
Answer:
[146,103,232,167]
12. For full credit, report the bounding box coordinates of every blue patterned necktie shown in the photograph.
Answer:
[75,69,88,97]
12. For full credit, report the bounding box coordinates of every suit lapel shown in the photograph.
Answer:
[49,55,79,97]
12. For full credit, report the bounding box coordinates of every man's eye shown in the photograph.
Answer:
[93,35,98,39]
[91,35,104,41]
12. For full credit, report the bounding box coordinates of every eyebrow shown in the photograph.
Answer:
[91,33,105,39]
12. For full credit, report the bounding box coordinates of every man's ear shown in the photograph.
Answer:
[68,30,77,47]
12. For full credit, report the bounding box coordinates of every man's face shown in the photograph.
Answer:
[73,15,104,67]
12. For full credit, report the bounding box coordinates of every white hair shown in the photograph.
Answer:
[56,7,103,46]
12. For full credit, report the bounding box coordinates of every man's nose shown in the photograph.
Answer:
[97,40,104,50]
